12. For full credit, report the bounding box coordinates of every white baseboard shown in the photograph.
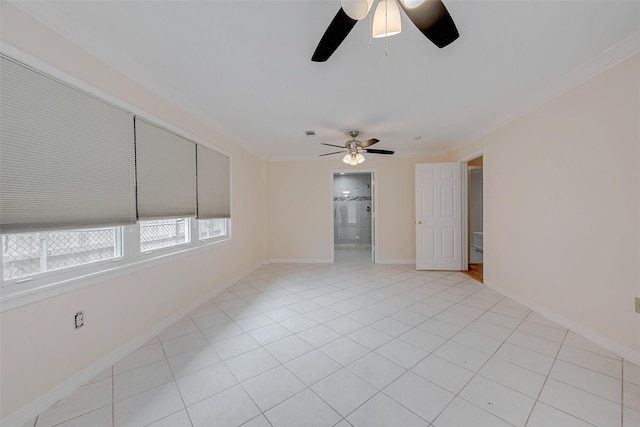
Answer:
[268,258,333,264]
[2,262,261,427]
[269,258,417,265]
[376,259,415,265]
[485,279,640,365]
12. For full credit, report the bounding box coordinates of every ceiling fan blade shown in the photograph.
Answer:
[358,138,379,148]
[311,8,358,62]
[397,0,459,48]
[319,151,347,156]
[364,148,394,155]
[321,143,347,149]
[341,0,374,20]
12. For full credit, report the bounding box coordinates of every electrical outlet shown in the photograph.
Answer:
[74,311,84,329]
[636,298,640,314]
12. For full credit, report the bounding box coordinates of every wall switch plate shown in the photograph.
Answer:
[74,311,84,329]
[636,298,640,314]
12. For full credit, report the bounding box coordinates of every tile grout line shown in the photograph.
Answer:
[518,329,622,426]
[425,293,530,427]
[364,280,511,423]
[222,279,618,427]
[540,349,627,406]
[522,328,570,427]
[287,273,514,424]
[170,271,524,425]
[210,298,288,427]
[620,359,624,427]
[156,333,196,427]
[301,278,513,426]
[111,365,115,427]
[33,265,633,427]
[226,271,476,426]
[553,344,625,379]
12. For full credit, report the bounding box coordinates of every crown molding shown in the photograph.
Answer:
[449,31,640,152]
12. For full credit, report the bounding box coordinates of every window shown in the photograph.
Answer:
[0,54,232,302]
[2,227,122,281]
[139,218,190,253]
[199,219,229,241]
[1,217,231,286]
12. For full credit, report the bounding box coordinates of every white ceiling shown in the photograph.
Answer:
[9,1,640,159]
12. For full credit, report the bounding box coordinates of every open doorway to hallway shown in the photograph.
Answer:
[332,172,374,264]
[465,156,484,282]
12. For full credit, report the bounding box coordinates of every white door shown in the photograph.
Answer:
[415,162,462,270]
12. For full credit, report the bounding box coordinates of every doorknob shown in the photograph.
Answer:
[417,220,422,225]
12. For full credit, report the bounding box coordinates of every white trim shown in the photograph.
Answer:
[376,259,415,265]
[268,258,333,264]
[1,261,261,427]
[460,149,486,163]
[330,169,378,264]
[451,31,640,151]
[330,171,336,263]
[372,172,379,264]
[461,163,469,269]
[460,150,486,271]
[1,237,232,312]
[485,279,640,366]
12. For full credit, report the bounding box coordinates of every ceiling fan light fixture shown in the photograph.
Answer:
[401,0,425,8]
[341,0,374,20]
[343,152,365,166]
[372,0,402,38]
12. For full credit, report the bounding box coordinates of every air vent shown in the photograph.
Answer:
[305,130,316,136]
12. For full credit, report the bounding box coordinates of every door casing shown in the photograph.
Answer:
[330,169,378,263]
[460,149,486,272]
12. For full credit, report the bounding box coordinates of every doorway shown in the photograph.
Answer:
[332,172,374,264]
[465,156,484,282]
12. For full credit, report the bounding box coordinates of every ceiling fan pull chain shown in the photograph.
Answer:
[369,6,373,45]
[385,0,389,56]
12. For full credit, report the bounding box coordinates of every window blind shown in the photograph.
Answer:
[0,56,136,234]
[197,145,231,219]
[135,118,197,220]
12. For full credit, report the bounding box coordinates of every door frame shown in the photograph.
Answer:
[460,149,486,271]
[330,169,378,263]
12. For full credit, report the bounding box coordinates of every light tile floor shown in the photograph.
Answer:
[26,262,639,427]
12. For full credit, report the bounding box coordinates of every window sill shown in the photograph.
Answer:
[0,237,231,312]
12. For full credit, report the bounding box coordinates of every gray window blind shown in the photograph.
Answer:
[197,145,231,219]
[135,118,197,220]
[0,56,136,234]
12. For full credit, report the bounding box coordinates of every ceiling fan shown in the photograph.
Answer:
[312,0,459,62]
[319,131,394,165]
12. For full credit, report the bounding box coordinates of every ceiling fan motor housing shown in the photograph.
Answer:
[318,131,393,158]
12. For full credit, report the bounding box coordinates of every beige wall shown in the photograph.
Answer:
[1,4,266,419]
[453,54,640,353]
[2,1,639,421]
[268,154,451,263]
